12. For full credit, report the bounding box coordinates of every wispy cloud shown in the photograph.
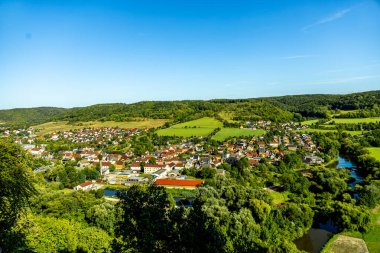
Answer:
[302,8,352,32]
[280,54,316,60]
[307,75,379,85]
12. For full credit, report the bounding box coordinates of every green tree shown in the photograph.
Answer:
[0,140,36,251]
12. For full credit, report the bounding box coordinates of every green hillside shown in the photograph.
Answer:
[1,90,379,127]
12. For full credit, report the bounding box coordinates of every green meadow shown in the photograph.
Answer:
[171,117,223,128]
[212,128,266,141]
[328,117,380,124]
[367,147,380,161]
[156,117,222,137]
[156,128,215,137]
[301,119,319,125]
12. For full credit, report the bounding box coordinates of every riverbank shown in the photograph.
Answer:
[321,205,380,253]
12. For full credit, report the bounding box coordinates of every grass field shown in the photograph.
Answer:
[171,117,223,128]
[267,190,290,206]
[367,147,380,161]
[212,128,266,141]
[33,119,167,135]
[301,119,319,125]
[156,117,222,137]
[156,128,215,137]
[328,117,380,124]
[364,206,380,253]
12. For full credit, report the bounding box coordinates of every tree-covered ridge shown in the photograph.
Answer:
[262,90,380,118]
[0,107,66,127]
[0,90,379,127]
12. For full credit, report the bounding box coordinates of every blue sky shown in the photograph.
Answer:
[0,0,379,109]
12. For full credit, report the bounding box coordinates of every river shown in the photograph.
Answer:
[295,155,364,253]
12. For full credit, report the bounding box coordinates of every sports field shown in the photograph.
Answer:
[212,128,266,141]
[33,119,167,135]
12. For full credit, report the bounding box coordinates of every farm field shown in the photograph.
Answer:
[212,128,266,141]
[328,117,380,124]
[33,119,167,135]
[156,117,222,137]
[171,117,223,128]
[364,206,380,253]
[367,147,380,161]
[156,127,215,137]
[301,119,319,125]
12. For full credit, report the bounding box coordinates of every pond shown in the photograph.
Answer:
[295,155,364,252]
[294,228,332,253]
[104,189,119,197]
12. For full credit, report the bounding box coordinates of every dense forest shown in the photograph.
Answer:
[1,91,379,127]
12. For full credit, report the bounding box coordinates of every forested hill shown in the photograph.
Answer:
[0,107,67,126]
[262,90,380,118]
[1,90,379,127]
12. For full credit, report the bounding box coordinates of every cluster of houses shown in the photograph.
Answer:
[2,122,324,190]
[44,127,146,145]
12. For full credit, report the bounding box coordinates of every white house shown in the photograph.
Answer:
[74,181,94,191]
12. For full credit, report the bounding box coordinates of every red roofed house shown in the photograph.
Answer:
[74,181,94,191]
[154,179,204,189]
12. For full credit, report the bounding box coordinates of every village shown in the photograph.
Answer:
[0,120,324,192]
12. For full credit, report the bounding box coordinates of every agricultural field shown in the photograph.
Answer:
[33,119,167,135]
[156,128,215,137]
[328,117,380,124]
[367,147,380,161]
[364,206,380,253]
[301,119,319,125]
[156,117,222,137]
[212,128,266,141]
[171,117,223,128]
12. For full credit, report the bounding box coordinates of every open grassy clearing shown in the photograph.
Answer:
[171,117,223,128]
[268,190,290,206]
[33,119,167,135]
[321,235,369,253]
[156,128,215,137]
[331,109,359,117]
[364,206,380,253]
[328,117,380,124]
[212,128,267,141]
[367,148,380,161]
[301,119,319,125]
[156,117,222,137]
[218,112,238,123]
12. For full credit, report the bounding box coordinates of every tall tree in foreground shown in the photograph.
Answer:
[113,185,177,253]
[0,140,36,252]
